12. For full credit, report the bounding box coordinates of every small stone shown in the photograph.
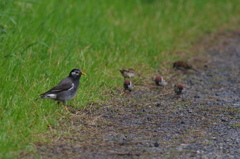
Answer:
[221,119,227,122]
[154,142,159,147]
[177,146,183,151]
[207,102,211,105]
[102,115,110,118]
[156,103,161,107]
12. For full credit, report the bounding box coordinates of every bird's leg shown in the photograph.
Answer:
[176,95,182,101]
[129,90,132,95]
[162,86,166,91]
[57,101,60,108]
[120,90,125,96]
[63,101,69,112]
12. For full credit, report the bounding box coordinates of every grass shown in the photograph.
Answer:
[0,0,239,157]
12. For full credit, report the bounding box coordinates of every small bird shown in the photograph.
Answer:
[119,68,136,78]
[173,61,192,71]
[174,83,184,95]
[155,76,168,87]
[40,69,86,109]
[124,80,133,92]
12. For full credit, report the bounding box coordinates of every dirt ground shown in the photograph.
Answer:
[29,30,240,158]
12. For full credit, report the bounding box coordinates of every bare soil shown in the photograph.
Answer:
[29,30,240,158]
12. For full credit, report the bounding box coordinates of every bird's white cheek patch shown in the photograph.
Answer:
[46,94,57,99]
[71,72,79,76]
[71,72,76,76]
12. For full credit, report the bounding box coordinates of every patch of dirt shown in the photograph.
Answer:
[29,30,240,158]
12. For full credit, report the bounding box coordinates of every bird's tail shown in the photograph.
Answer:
[39,93,57,99]
[35,94,45,101]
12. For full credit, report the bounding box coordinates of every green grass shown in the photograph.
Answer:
[0,0,239,157]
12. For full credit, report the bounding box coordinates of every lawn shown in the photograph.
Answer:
[0,0,239,157]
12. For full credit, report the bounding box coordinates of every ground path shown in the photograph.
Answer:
[32,30,240,158]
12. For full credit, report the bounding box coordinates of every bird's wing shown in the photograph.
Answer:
[41,77,73,95]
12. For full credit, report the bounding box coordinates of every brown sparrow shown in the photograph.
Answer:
[173,61,192,71]
[155,76,168,87]
[124,80,133,92]
[174,83,184,95]
[119,68,136,78]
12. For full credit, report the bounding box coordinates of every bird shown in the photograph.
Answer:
[173,61,192,72]
[39,69,86,109]
[123,80,133,92]
[174,83,184,95]
[154,76,168,87]
[119,68,136,78]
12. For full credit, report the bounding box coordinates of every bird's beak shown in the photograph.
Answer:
[81,72,86,75]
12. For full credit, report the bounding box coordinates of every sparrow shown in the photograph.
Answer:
[119,68,136,78]
[124,80,133,92]
[155,76,168,87]
[173,61,192,71]
[174,83,184,95]
[40,69,86,108]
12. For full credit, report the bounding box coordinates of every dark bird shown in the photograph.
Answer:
[174,83,184,95]
[119,68,136,78]
[40,69,86,109]
[155,76,168,87]
[124,80,133,92]
[173,61,192,71]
